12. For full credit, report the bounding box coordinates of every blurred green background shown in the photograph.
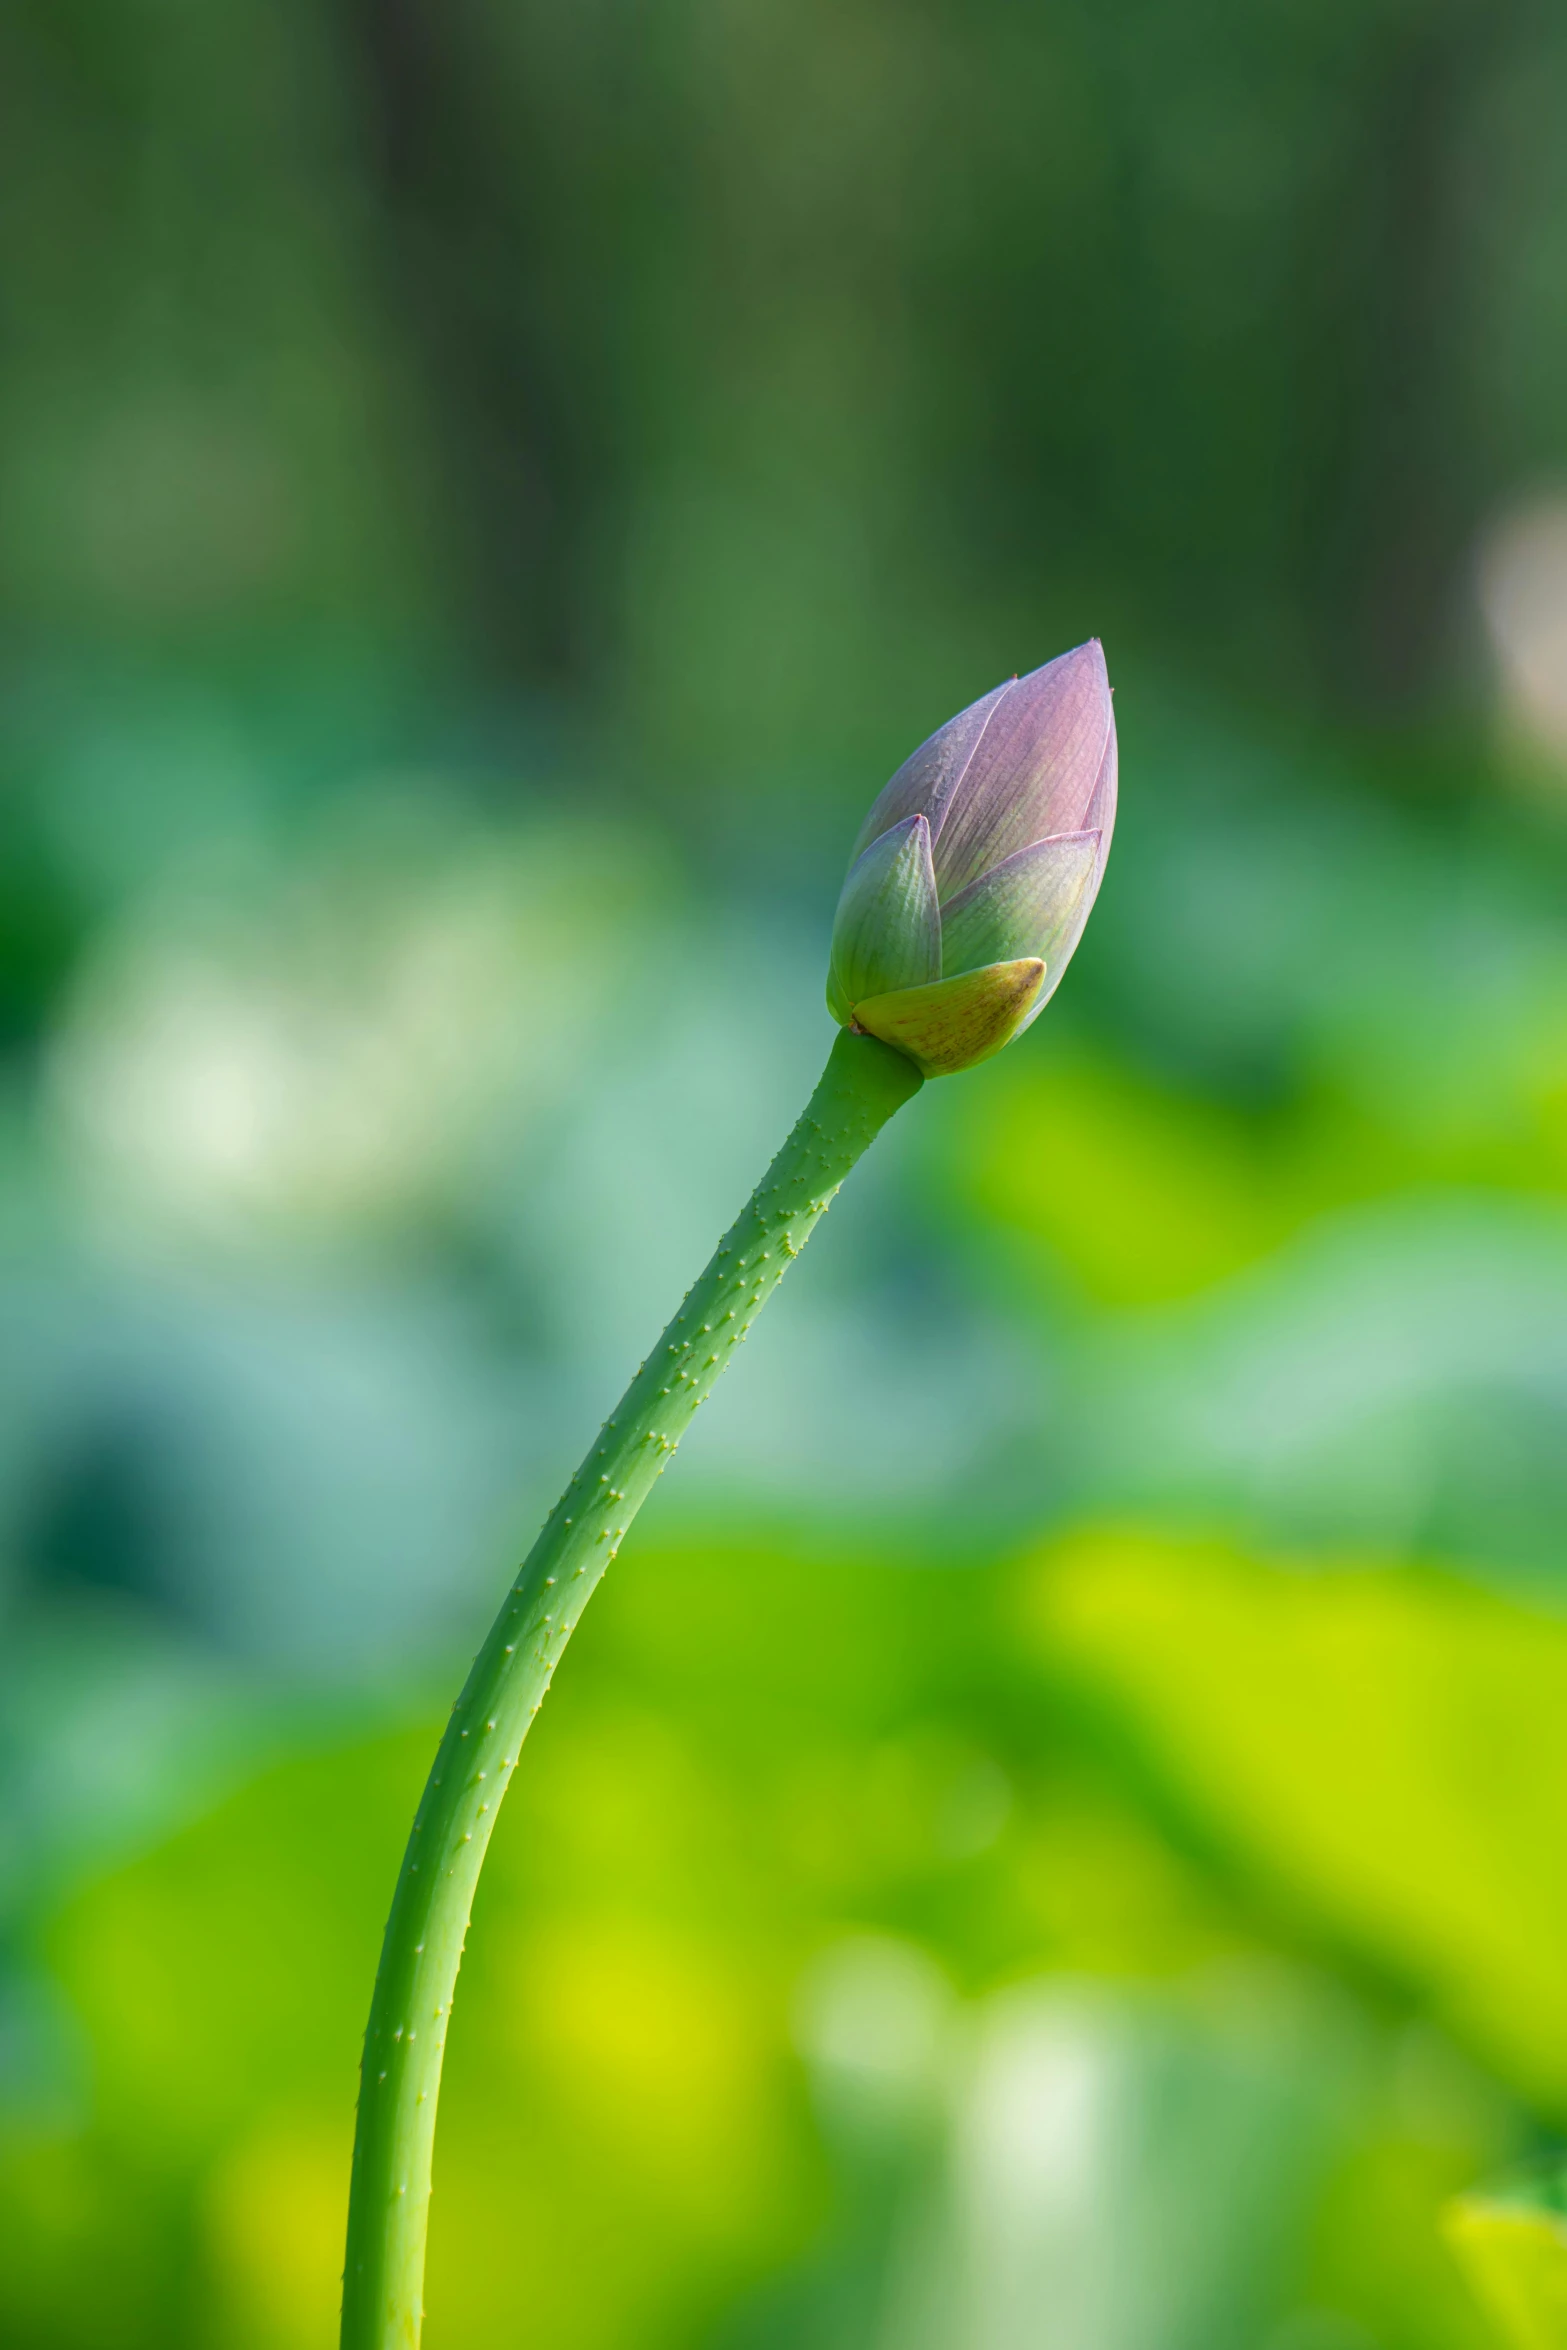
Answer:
[3,0,1567,2344]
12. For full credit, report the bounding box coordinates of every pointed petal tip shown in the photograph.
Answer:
[929,641,1113,896]
[845,637,1114,894]
[1017,637,1107,699]
[829,809,941,1009]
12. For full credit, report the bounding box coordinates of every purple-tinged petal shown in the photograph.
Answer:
[931,642,1111,899]
[939,831,1099,979]
[848,679,1015,865]
[1081,704,1117,884]
[829,813,941,1016]
[853,958,1046,1078]
[1012,815,1115,1035]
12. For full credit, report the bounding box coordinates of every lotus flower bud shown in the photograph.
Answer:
[827,642,1116,1076]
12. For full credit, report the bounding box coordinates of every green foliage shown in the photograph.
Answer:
[3,1529,1560,2346]
[1447,2179,1567,2350]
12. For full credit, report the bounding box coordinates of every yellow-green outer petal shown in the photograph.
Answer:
[1446,2194,1567,2350]
[853,956,1046,1077]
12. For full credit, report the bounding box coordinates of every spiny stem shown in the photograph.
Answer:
[340,1028,923,2349]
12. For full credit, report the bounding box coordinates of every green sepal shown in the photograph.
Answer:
[852,957,1046,1077]
[1447,2178,1567,2350]
[829,814,940,1017]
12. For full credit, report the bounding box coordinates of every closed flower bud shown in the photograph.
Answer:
[827,641,1116,1076]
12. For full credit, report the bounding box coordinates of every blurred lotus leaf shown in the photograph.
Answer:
[1023,1529,1567,2103]
[1446,2175,1567,2350]
[0,1532,1529,2350]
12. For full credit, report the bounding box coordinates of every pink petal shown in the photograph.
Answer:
[931,643,1112,899]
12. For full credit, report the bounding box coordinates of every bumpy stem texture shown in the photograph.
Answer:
[340,1028,923,2349]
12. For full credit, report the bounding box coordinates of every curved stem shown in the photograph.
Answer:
[340,1028,923,2349]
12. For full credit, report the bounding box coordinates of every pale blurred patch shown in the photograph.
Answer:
[793,1934,955,2141]
[791,1965,1346,2350]
[45,809,663,1248]
[1478,493,1567,766]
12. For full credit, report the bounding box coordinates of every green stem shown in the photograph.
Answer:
[340,1028,923,2349]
